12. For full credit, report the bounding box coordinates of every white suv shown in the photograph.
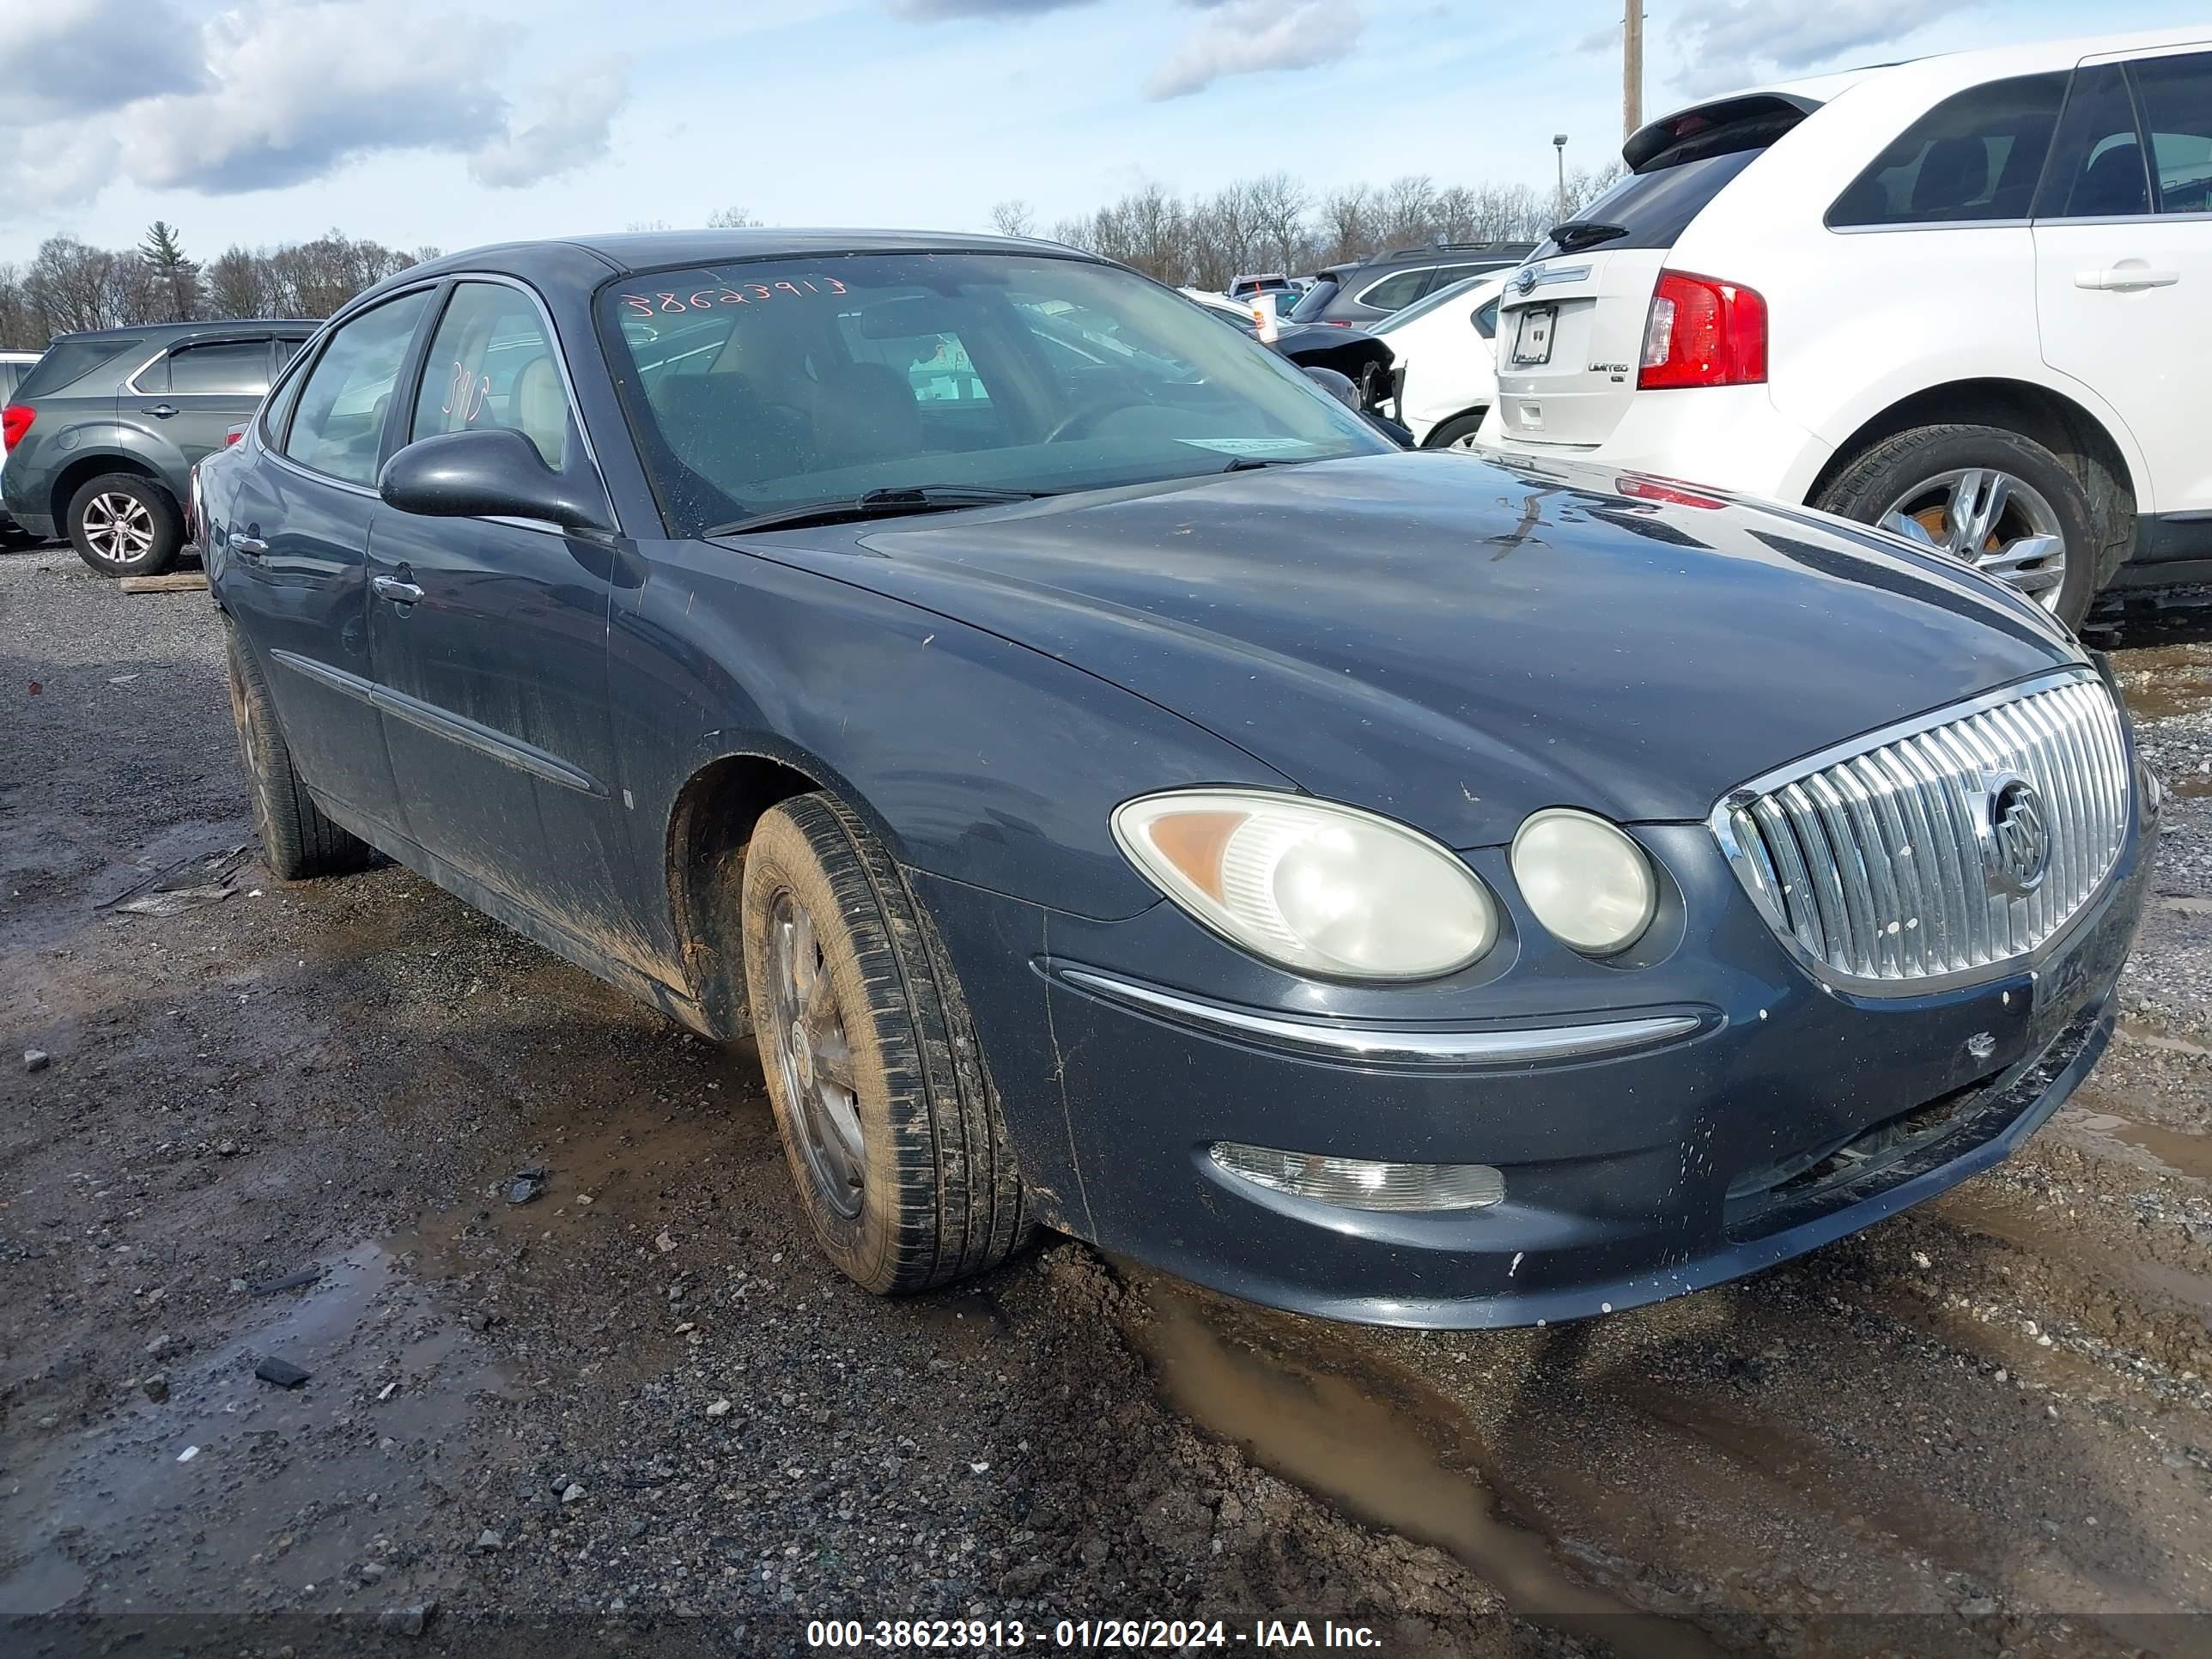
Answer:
[1481,27,2211,626]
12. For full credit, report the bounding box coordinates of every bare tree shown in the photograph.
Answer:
[988,199,1036,238]
[706,205,763,228]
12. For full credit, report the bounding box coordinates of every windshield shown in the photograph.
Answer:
[600,253,1390,536]
[1370,276,1497,335]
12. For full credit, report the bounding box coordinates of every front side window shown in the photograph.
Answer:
[412,283,573,469]
[283,290,431,484]
[2131,51,2212,215]
[161,340,272,396]
[2039,64,2150,219]
[1827,73,2067,227]
[601,253,1390,537]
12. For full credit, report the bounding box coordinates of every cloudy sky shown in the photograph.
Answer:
[0,0,2201,264]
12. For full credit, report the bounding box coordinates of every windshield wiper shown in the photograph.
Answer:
[1547,219,1629,252]
[1221,456,1314,472]
[704,485,1045,537]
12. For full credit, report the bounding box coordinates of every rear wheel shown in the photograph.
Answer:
[739,793,1033,1294]
[1813,424,2103,627]
[224,625,374,881]
[67,472,185,577]
[1421,410,1490,451]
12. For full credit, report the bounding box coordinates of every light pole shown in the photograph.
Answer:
[1553,133,1569,220]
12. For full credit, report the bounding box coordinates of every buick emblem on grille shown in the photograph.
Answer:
[1978,770,2051,897]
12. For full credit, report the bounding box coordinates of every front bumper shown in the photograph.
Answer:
[916,785,2154,1329]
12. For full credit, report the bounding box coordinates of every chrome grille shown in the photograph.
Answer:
[1712,674,2130,990]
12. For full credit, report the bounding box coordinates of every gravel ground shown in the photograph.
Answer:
[3,547,2209,1658]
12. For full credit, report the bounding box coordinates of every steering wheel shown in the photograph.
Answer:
[1042,395,1146,444]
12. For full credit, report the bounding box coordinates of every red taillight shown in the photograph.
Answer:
[224,423,246,446]
[2,404,33,452]
[1637,270,1766,390]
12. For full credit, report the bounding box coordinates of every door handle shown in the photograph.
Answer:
[372,574,424,605]
[228,533,268,557]
[148,403,178,417]
[2075,267,2180,291]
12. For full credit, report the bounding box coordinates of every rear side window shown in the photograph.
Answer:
[13,337,142,401]
[1356,268,1431,312]
[157,340,273,395]
[2133,52,2212,215]
[2040,64,2151,218]
[1474,298,1499,340]
[283,291,431,485]
[1829,73,2066,227]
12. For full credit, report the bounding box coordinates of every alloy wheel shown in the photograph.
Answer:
[765,889,866,1219]
[82,491,157,564]
[1878,468,2067,611]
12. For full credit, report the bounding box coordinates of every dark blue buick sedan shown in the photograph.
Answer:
[197,230,2155,1328]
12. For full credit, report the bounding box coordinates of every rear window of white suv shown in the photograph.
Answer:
[1534,94,1814,257]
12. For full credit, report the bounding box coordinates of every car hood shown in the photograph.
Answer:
[737,452,2084,847]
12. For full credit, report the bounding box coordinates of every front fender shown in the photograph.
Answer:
[612,537,1296,937]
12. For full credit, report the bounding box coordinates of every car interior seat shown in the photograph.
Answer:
[2069,141,2152,216]
[1908,137,1994,219]
[508,356,568,469]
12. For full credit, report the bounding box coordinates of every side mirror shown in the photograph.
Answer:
[1302,365,1361,410]
[377,428,611,533]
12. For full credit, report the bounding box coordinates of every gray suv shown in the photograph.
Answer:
[1287,242,1536,326]
[2,321,313,575]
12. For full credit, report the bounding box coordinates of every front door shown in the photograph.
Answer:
[2033,46,2212,515]
[366,280,628,941]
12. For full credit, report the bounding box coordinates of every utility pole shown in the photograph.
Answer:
[1623,0,1644,139]
[1553,134,1568,219]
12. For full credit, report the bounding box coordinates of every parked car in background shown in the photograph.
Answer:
[0,349,42,547]
[1484,27,2212,627]
[1227,272,1297,300]
[1291,241,1534,326]
[1370,273,1505,447]
[199,229,2151,1329]
[1183,289,1408,440]
[2,319,313,576]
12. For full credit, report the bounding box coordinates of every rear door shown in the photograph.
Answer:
[1493,99,1808,447]
[2033,44,2212,516]
[123,336,273,474]
[220,289,435,832]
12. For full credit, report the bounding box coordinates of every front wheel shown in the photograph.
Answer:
[1813,424,2105,627]
[739,793,1033,1294]
[67,472,185,577]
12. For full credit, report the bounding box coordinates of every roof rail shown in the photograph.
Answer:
[1373,240,1538,260]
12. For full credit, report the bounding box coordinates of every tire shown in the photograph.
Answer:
[740,793,1033,1295]
[1813,424,2104,628]
[224,624,374,881]
[1422,410,1490,450]
[66,471,185,577]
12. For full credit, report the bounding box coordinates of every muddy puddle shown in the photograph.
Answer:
[1127,1275,1723,1657]
[2110,643,2212,726]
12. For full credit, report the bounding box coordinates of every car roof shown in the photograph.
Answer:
[1686,23,2211,115]
[405,228,1103,285]
[49,318,316,343]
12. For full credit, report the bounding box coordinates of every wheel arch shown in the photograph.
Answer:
[1418,404,1492,447]
[665,745,906,1039]
[49,450,170,528]
[1807,378,2142,546]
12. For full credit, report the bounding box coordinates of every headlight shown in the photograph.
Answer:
[1112,789,1497,980]
[1510,808,1656,956]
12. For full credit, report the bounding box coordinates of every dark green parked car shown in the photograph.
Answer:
[1,320,313,575]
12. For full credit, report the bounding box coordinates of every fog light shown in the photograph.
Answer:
[1209,1142,1505,1212]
